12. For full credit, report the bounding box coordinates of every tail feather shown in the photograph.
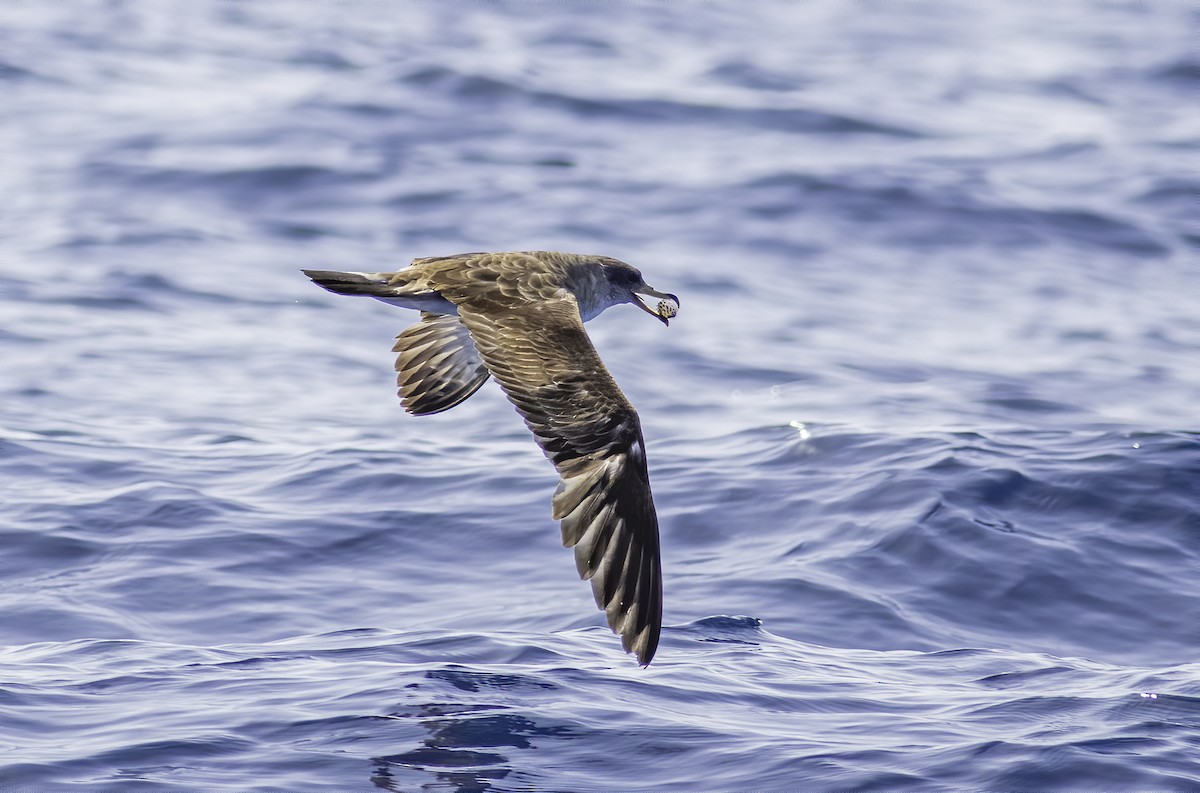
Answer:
[302,269,396,298]
[303,268,458,314]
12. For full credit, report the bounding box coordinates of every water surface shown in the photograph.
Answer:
[1,2,1198,790]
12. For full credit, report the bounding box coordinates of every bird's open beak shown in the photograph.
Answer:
[633,285,680,326]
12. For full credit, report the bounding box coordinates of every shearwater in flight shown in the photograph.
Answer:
[303,251,679,665]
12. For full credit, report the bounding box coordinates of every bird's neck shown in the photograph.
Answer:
[564,265,617,323]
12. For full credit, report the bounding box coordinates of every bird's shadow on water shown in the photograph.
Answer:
[369,705,512,792]
[363,619,766,791]
[368,708,575,793]
[367,670,576,792]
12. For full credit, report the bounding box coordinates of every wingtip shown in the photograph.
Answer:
[635,638,659,667]
[629,622,660,667]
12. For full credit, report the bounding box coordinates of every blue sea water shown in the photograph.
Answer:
[2,1,1198,790]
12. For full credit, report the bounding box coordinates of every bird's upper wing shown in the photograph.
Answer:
[448,286,663,666]
[392,313,490,415]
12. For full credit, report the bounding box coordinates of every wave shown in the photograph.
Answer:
[2,627,1196,790]
[398,64,923,137]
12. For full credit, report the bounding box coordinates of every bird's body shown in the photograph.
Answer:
[303,251,678,665]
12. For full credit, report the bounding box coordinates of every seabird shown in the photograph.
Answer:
[303,251,679,665]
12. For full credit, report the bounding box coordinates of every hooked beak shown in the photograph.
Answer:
[632,284,680,326]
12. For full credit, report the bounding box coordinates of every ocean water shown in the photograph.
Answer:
[2,1,1198,790]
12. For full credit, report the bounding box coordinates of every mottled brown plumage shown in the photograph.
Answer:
[303,251,679,665]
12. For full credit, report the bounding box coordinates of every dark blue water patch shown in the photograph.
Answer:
[837,361,936,385]
[285,48,358,71]
[528,27,619,57]
[1131,178,1200,230]
[77,735,261,781]
[0,527,102,565]
[424,669,558,695]
[383,189,464,209]
[674,614,764,645]
[39,292,159,311]
[667,426,1200,666]
[324,100,405,119]
[1036,78,1107,106]
[410,711,572,749]
[19,482,250,536]
[80,162,376,209]
[563,97,924,138]
[979,381,1081,415]
[733,170,1173,254]
[93,271,184,298]
[20,267,235,312]
[457,151,577,169]
[398,64,922,137]
[0,58,48,82]
[707,59,808,91]
[1152,56,1200,84]
[1024,207,1173,256]
[988,746,1193,792]
[54,228,213,250]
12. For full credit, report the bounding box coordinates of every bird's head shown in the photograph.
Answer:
[598,259,680,326]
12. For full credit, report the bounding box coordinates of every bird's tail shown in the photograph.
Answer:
[302,269,397,298]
